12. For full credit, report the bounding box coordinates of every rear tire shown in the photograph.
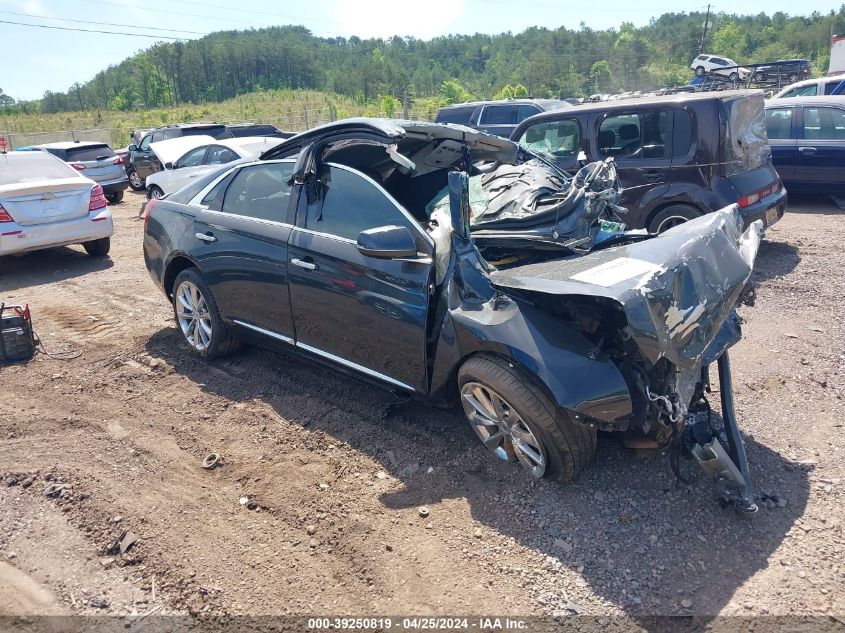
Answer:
[106,190,124,204]
[147,185,164,200]
[458,355,596,484]
[648,205,701,234]
[172,268,241,360]
[729,72,739,82]
[695,66,705,76]
[127,169,145,191]
[82,237,110,257]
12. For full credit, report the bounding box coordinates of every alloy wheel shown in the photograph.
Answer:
[149,186,164,199]
[460,382,547,478]
[129,170,143,189]
[175,281,212,352]
[655,215,689,233]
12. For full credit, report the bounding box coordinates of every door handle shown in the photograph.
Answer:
[195,232,217,243]
[799,146,817,155]
[291,257,318,271]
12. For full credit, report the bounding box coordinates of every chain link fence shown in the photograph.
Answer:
[1,104,437,151]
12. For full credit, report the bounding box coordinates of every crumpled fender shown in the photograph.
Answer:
[489,206,763,369]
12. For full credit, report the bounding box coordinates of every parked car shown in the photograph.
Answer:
[752,59,812,84]
[226,123,294,139]
[765,96,845,195]
[126,123,234,191]
[145,136,286,199]
[142,118,764,512]
[29,141,128,204]
[434,99,571,137]
[0,150,113,257]
[690,54,751,81]
[511,90,787,233]
[773,76,845,98]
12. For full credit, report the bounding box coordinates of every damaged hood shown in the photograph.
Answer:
[489,206,763,368]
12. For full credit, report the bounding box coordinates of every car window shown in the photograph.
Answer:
[160,129,181,140]
[435,106,475,125]
[221,162,294,222]
[65,145,115,162]
[696,55,708,61]
[765,108,794,139]
[515,105,541,123]
[782,85,818,98]
[176,146,207,168]
[480,105,516,125]
[803,107,845,140]
[517,119,581,160]
[671,109,694,158]
[711,58,727,66]
[823,81,841,95]
[139,135,152,150]
[306,165,411,241]
[206,146,239,165]
[0,152,78,185]
[598,111,668,160]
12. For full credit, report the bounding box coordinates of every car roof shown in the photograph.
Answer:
[31,141,110,150]
[776,77,825,89]
[766,96,845,107]
[215,136,286,152]
[518,89,758,123]
[438,98,567,110]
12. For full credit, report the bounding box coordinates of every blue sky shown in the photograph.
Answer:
[0,0,838,100]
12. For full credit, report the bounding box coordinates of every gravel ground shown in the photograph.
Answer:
[0,191,842,623]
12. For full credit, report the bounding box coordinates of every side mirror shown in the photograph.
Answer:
[165,161,174,170]
[357,225,417,258]
[128,144,137,152]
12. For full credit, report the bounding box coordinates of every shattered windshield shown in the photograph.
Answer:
[516,119,581,162]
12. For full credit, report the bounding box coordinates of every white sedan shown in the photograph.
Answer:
[145,136,286,199]
[0,151,113,257]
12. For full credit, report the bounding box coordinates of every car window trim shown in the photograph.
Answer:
[299,161,434,249]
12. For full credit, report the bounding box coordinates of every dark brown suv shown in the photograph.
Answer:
[511,91,787,233]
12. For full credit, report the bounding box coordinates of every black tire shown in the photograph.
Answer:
[648,204,701,234]
[147,185,164,200]
[788,73,798,83]
[695,66,705,76]
[729,72,739,82]
[127,168,145,191]
[171,268,241,360]
[106,190,124,204]
[457,355,596,484]
[82,237,110,257]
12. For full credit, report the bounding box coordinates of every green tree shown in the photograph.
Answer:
[710,21,747,61]
[494,84,515,99]
[512,83,529,98]
[439,79,472,104]
[590,60,612,92]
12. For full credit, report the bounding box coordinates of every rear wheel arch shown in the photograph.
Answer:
[644,201,703,234]
[164,255,198,297]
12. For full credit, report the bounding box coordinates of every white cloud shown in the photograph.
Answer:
[331,0,465,39]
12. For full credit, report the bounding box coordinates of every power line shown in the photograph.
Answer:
[0,18,189,39]
[0,9,208,35]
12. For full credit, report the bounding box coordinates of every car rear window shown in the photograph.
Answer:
[228,125,280,137]
[435,107,475,125]
[0,152,77,185]
[65,145,116,162]
[722,93,769,176]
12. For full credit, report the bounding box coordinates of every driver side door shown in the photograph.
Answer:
[287,163,434,393]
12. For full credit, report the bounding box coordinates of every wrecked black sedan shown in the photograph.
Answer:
[143,119,763,512]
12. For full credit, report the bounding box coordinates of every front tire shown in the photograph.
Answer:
[458,355,596,484]
[648,204,701,234]
[172,268,241,359]
[695,66,705,76]
[127,169,145,191]
[147,185,164,200]
[82,237,110,257]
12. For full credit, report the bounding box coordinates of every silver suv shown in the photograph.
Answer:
[31,142,128,204]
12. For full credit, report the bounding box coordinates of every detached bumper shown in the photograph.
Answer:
[739,185,787,229]
[0,209,114,256]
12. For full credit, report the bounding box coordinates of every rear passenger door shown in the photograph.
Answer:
[192,161,297,342]
[795,105,845,192]
[591,110,671,228]
[765,106,798,185]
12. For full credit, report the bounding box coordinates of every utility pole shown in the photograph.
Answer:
[699,4,712,55]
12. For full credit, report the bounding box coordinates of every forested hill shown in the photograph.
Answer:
[26,8,845,114]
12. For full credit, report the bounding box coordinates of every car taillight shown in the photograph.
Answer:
[143,198,159,232]
[0,203,12,223]
[89,184,108,211]
[113,157,124,165]
[738,181,778,208]
[70,163,86,170]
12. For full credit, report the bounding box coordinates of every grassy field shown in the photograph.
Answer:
[0,90,434,147]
